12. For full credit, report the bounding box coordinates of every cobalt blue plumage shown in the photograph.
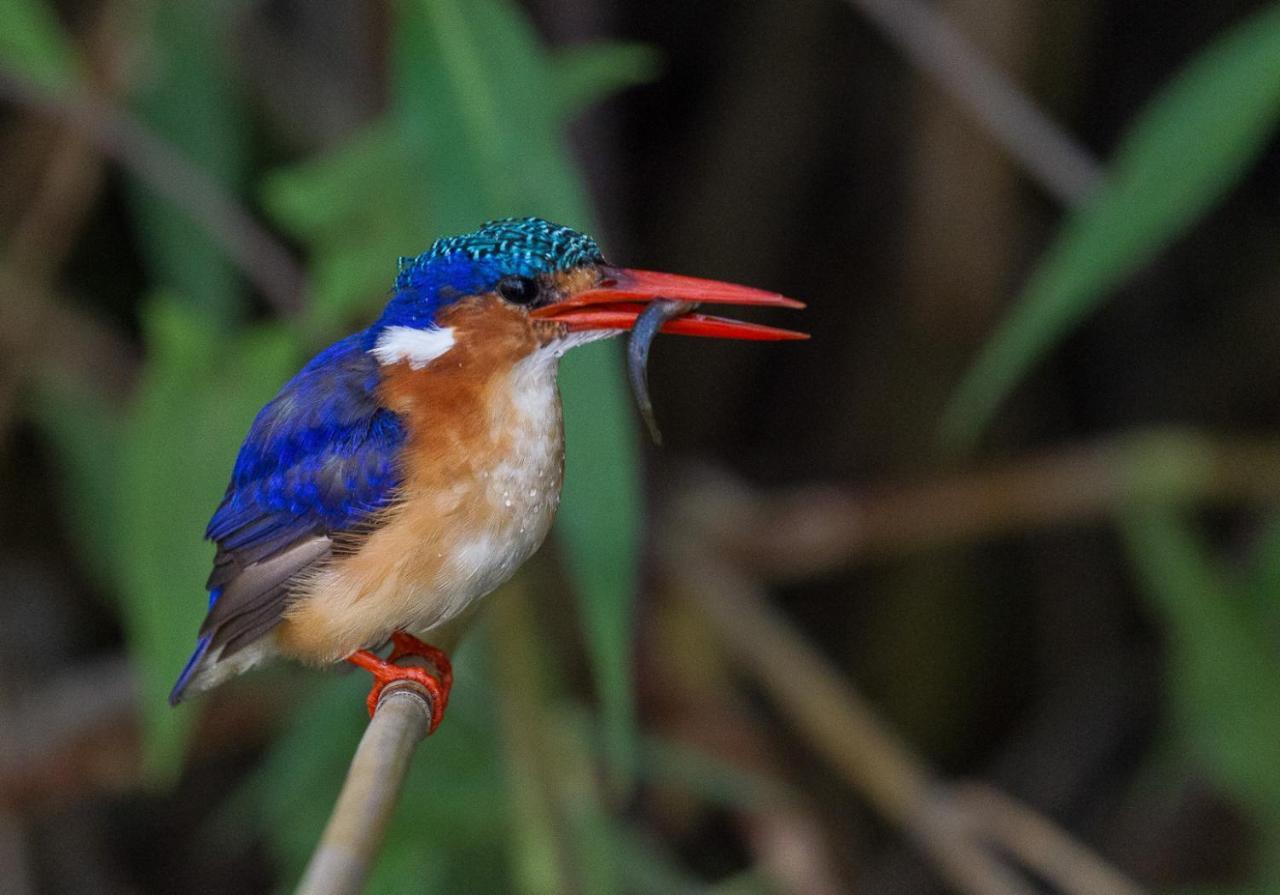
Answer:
[206,334,405,545]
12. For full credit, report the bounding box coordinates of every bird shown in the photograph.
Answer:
[170,217,805,733]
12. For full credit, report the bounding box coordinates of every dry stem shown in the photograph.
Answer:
[668,539,1148,895]
[295,685,433,895]
[838,0,1101,205]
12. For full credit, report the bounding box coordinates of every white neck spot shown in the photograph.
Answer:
[370,325,456,369]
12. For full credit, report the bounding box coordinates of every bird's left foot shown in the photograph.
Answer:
[346,632,453,733]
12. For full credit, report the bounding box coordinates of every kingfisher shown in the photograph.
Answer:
[170,217,804,733]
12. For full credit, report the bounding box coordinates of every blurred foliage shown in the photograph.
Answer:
[1122,508,1280,888]
[127,0,249,322]
[942,2,1280,450]
[0,0,79,89]
[35,303,300,777]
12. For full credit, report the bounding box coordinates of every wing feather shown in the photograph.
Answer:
[171,334,405,703]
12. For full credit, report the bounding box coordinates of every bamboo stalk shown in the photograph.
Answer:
[295,684,433,895]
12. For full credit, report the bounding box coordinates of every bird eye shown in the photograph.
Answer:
[497,276,540,305]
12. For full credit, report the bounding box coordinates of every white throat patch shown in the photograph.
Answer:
[370,325,456,369]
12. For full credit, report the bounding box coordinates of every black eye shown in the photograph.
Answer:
[497,275,540,305]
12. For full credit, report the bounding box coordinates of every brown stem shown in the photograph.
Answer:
[949,783,1146,895]
[295,685,433,895]
[838,0,1101,206]
[667,540,1148,895]
[682,429,1280,582]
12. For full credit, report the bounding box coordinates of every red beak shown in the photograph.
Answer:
[530,267,808,340]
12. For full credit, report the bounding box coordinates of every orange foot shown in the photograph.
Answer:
[346,631,453,733]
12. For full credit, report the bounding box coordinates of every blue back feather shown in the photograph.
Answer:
[207,333,406,546]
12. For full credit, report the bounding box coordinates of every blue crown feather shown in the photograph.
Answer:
[377,217,604,332]
[398,216,604,286]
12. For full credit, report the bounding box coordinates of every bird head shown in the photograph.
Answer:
[368,218,803,442]
[372,217,804,361]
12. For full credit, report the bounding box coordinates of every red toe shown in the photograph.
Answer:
[346,635,453,733]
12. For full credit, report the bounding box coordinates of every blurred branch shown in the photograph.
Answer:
[296,685,434,895]
[0,267,138,392]
[948,783,1146,895]
[641,595,847,894]
[0,66,306,316]
[681,429,1280,582]
[0,656,138,810]
[0,811,34,895]
[4,120,103,278]
[0,3,132,431]
[665,537,1147,895]
[839,0,1101,206]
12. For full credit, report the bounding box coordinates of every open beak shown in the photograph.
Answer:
[529,266,808,340]
[532,266,806,445]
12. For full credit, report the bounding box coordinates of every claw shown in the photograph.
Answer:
[347,632,453,733]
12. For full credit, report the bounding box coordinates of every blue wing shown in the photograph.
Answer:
[171,333,406,703]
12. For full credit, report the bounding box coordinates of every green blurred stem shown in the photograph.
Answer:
[487,578,624,895]
[487,581,576,895]
[0,65,305,315]
[296,686,434,895]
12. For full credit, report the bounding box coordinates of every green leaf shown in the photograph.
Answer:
[1120,506,1280,821]
[114,298,297,778]
[549,42,662,121]
[942,3,1280,450]
[563,704,797,812]
[558,343,641,786]
[262,0,643,785]
[399,0,586,217]
[0,0,79,91]
[127,0,249,323]
[262,122,425,333]
[1244,515,1280,636]
[26,376,123,584]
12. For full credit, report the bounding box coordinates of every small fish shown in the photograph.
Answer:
[627,299,697,445]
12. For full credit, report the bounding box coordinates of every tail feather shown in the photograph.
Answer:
[169,631,279,705]
[169,636,211,706]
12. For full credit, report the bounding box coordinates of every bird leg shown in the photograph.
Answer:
[346,631,453,733]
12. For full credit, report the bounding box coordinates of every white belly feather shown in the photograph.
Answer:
[417,347,564,631]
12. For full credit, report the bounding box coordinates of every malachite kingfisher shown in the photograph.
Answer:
[170,217,805,732]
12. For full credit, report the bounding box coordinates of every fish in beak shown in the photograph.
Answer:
[531,267,807,442]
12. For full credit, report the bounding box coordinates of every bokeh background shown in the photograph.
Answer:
[3,0,1280,892]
